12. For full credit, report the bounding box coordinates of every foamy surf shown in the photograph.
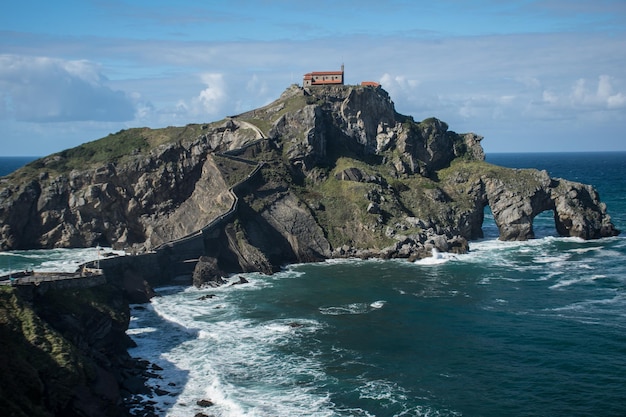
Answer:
[414,248,454,265]
[0,247,124,274]
[127,277,338,417]
[319,303,370,315]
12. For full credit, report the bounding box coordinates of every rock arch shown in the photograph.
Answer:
[478,170,619,241]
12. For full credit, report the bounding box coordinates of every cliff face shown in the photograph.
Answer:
[0,136,236,251]
[0,284,136,417]
[0,85,620,274]
[268,85,483,176]
[1,84,619,416]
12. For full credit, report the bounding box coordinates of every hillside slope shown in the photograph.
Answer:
[0,85,619,277]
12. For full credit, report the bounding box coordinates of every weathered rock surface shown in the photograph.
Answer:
[0,282,141,417]
[0,84,619,285]
[193,256,226,287]
[443,164,619,241]
[0,83,620,417]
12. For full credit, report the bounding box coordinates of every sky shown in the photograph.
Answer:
[1,0,625,156]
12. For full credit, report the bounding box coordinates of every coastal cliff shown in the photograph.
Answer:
[0,84,621,415]
[0,85,620,279]
[0,283,138,417]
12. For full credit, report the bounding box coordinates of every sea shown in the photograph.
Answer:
[1,152,625,416]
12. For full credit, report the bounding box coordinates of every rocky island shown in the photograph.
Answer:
[0,84,620,416]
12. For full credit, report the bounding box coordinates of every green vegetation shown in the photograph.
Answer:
[240,118,272,137]
[8,122,221,182]
[295,157,400,249]
[239,93,310,137]
[0,288,84,369]
[420,117,448,131]
[440,159,544,189]
[0,283,134,416]
[0,286,88,417]
[214,155,258,188]
[314,178,380,248]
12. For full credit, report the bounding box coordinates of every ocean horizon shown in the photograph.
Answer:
[2,151,626,177]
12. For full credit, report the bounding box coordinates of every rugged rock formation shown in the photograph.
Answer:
[0,83,620,416]
[0,283,138,417]
[443,164,619,241]
[0,84,619,285]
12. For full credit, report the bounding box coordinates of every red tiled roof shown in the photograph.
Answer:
[304,71,344,77]
[310,71,343,75]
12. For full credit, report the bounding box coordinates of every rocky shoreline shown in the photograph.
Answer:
[0,84,620,416]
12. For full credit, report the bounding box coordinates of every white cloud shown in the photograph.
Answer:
[597,75,626,109]
[191,73,227,116]
[535,75,626,111]
[1,29,625,154]
[0,55,136,123]
[542,90,558,105]
[379,73,421,101]
[246,74,268,96]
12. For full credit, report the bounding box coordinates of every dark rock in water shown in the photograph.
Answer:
[193,256,226,288]
[474,170,621,241]
[154,387,172,396]
[230,275,249,286]
[197,399,215,407]
[198,293,217,300]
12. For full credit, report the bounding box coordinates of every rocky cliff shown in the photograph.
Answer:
[0,84,621,415]
[0,283,140,417]
[0,85,620,281]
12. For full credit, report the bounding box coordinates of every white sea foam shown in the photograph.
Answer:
[127,276,339,417]
[549,274,607,290]
[534,253,570,264]
[546,293,626,328]
[568,246,603,254]
[324,257,387,266]
[0,247,124,274]
[320,300,388,315]
[125,327,157,336]
[414,248,454,265]
[320,303,370,315]
[358,379,408,402]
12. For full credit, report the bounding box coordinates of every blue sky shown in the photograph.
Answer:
[1,0,625,156]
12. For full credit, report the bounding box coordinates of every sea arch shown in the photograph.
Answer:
[476,172,619,241]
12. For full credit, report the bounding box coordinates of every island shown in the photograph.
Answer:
[0,84,619,416]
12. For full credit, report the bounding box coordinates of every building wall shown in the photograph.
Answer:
[303,67,344,86]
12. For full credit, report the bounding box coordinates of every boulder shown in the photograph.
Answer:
[192,256,226,287]
[335,167,366,182]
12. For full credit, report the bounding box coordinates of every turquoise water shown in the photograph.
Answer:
[2,153,626,416]
[124,152,626,416]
